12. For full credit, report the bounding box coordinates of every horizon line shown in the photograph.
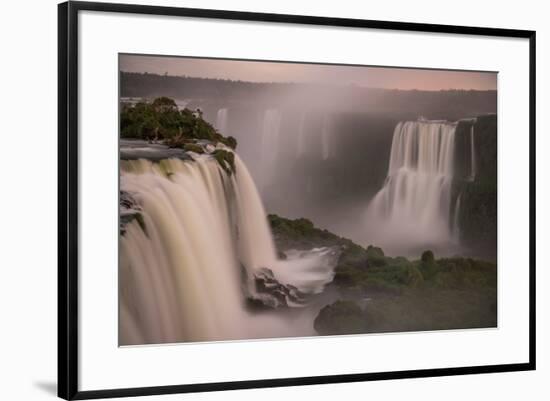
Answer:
[120,70,498,93]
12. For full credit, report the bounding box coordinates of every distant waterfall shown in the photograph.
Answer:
[216,108,228,134]
[452,193,462,243]
[175,99,190,110]
[260,109,282,183]
[469,124,477,181]
[366,120,460,253]
[120,152,334,344]
[452,122,475,242]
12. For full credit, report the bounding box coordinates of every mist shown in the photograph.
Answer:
[119,61,498,344]
[120,69,497,259]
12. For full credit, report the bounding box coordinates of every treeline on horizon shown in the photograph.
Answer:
[120,71,497,116]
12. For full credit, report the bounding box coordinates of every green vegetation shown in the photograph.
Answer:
[421,250,434,263]
[317,285,497,335]
[120,96,238,174]
[269,214,423,293]
[268,214,367,268]
[268,213,497,336]
[182,143,205,154]
[212,149,236,175]
[268,214,335,248]
[120,96,237,149]
[366,245,386,267]
[334,255,422,294]
[316,253,497,335]
[334,249,495,294]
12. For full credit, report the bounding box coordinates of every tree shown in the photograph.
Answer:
[120,97,236,148]
[151,97,178,113]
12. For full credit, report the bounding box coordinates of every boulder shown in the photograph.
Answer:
[314,300,368,335]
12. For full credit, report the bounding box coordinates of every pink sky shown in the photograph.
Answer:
[120,54,497,91]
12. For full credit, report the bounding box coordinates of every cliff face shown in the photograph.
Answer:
[453,115,498,260]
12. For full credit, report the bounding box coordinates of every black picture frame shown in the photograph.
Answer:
[58,1,536,399]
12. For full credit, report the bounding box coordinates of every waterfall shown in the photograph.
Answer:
[469,124,477,181]
[259,109,282,183]
[216,108,228,134]
[452,122,475,242]
[175,99,190,110]
[366,120,460,253]
[261,109,281,159]
[452,193,462,243]
[120,151,335,345]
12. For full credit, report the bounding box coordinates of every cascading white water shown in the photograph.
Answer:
[120,157,244,344]
[120,150,335,345]
[469,124,477,181]
[259,109,282,184]
[365,120,459,254]
[452,193,462,243]
[175,99,190,110]
[261,109,281,159]
[216,108,228,134]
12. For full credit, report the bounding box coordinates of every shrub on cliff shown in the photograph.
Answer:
[120,97,237,149]
[418,249,438,280]
[268,214,340,250]
[421,250,434,263]
[366,245,387,267]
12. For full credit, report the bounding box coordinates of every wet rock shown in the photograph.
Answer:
[120,191,143,235]
[120,139,192,161]
[246,267,307,309]
[314,300,368,335]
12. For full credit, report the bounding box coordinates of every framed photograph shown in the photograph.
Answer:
[58,1,536,399]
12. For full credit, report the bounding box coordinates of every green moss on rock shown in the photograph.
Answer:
[220,136,238,150]
[183,143,205,154]
[212,149,236,175]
